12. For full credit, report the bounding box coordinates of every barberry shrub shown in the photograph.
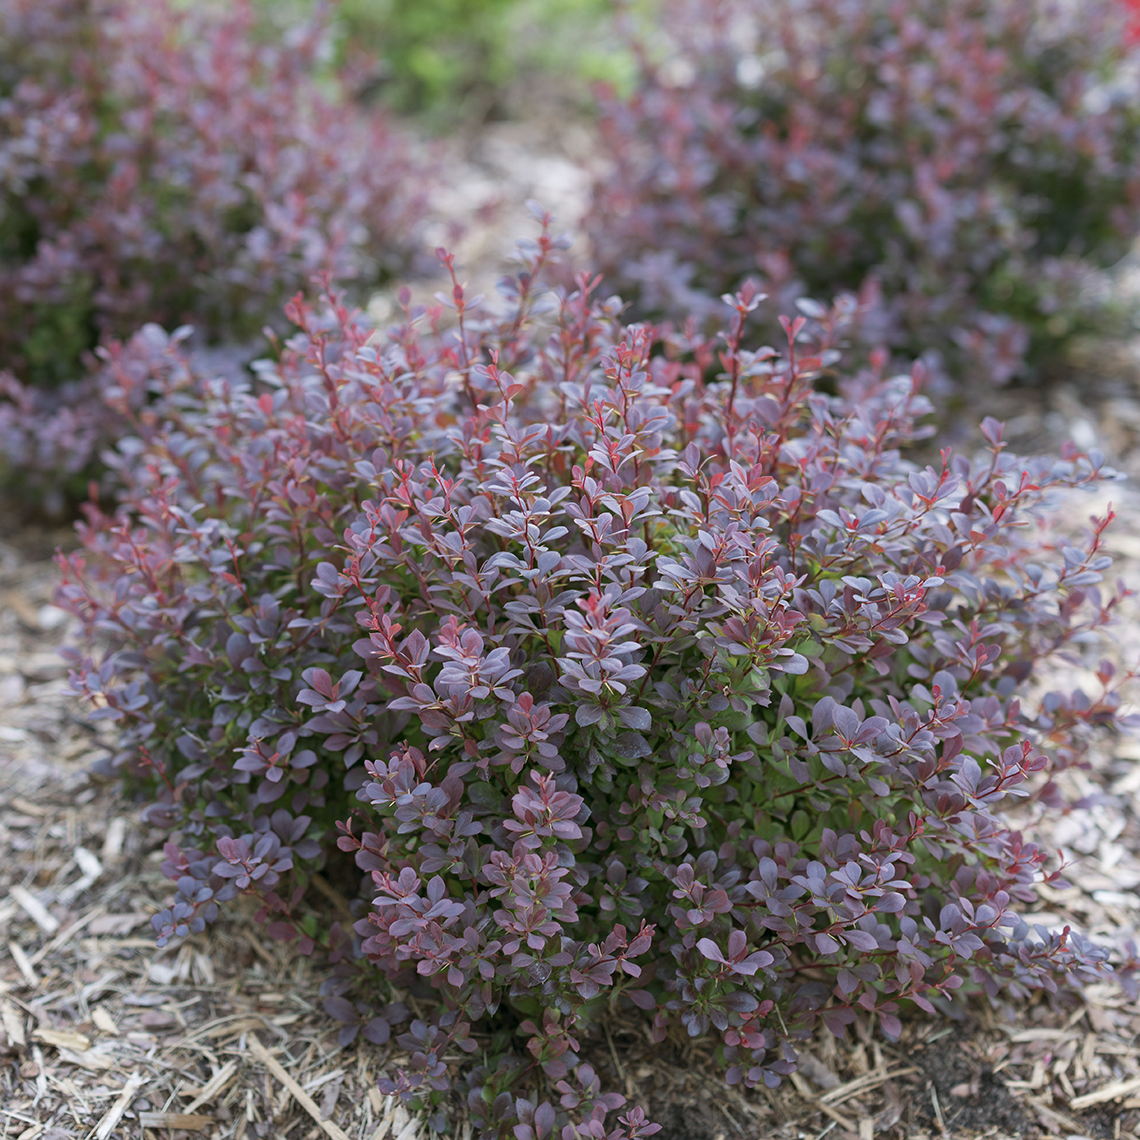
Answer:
[588,0,1140,386]
[59,218,1132,1135]
[0,0,426,497]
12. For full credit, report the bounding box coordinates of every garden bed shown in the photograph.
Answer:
[7,7,1140,1128]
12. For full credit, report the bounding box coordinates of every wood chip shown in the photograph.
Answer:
[1070,1074,1140,1109]
[203,1016,264,1041]
[247,1035,352,1140]
[91,1071,146,1140]
[192,951,216,985]
[9,886,59,935]
[1005,1027,1081,1043]
[58,1045,115,1072]
[302,1068,346,1093]
[369,1105,400,1140]
[91,1007,118,1036]
[789,1070,857,1132]
[88,913,149,937]
[393,1111,421,1140]
[183,1059,238,1113]
[74,846,102,880]
[81,972,121,1003]
[29,906,105,966]
[31,1045,46,1099]
[9,941,37,987]
[1027,1093,1082,1134]
[1,998,25,1047]
[138,1113,212,1129]
[8,797,47,818]
[81,937,153,952]
[148,962,178,985]
[34,1027,91,1051]
[101,818,127,862]
[818,1066,918,1106]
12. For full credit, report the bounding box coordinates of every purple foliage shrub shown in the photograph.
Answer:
[58,218,1134,1134]
[0,0,426,498]
[589,0,1140,386]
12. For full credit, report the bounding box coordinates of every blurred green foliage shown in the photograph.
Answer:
[259,0,642,123]
[340,0,520,115]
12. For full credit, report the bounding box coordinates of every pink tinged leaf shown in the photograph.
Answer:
[696,937,725,963]
[821,1008,856,1037]
[535,1102,556,1139]
[879,1012,902,1039]
[323,996,357,1022]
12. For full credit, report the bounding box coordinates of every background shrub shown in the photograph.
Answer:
[55,217,1135,1131]
[588,0,1140,387]
[0,0,426,392]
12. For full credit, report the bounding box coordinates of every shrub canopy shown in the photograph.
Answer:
[57,217,1132,1134]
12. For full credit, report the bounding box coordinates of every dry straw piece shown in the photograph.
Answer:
[247,1035,352,1140]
